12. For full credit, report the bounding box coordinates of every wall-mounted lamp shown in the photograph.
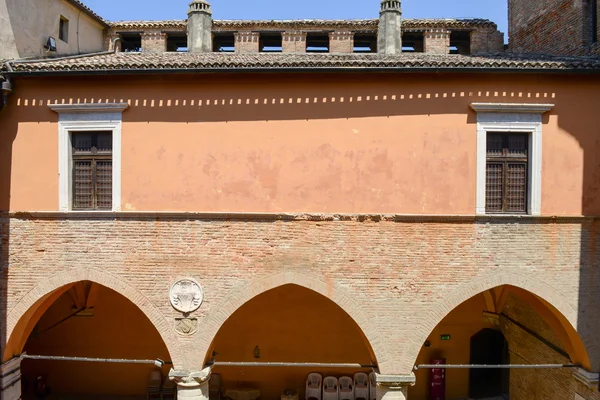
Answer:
[253,346,260,359]
[45,37,57,52]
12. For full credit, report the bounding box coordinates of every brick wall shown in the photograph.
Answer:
[508,0,596,55]
[471,27,505,54]
[1,213,599,378]
[502,294,599,400]
[235,31,260,53]
[423,29,450,55]
[141,32,167,53]
[282,32,307,53]
[329,31,354,53]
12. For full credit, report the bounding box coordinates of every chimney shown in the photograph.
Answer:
[378,0,402,55]
[187,0,212,53]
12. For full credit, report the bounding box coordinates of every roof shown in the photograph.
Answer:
[5,52,600,74]
[65,0,109,28]
[109,18,498,32]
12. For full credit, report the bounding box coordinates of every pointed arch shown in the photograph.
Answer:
[404,270,593,372]
[198,271,389,370]
[4,267,184,366]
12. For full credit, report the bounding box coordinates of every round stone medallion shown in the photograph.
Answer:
[170,279,204,313]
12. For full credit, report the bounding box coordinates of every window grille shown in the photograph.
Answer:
[72,132,112,210]
[485,133,528,213]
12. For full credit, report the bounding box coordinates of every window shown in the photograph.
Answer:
[471,102,554,216]
[51,102,127,212]
[306,32,330,53]
[71,132,113,210]
[485,133,529,213]
[59,16,69,43]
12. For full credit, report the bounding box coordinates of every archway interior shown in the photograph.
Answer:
[409,285,590,400]
[17,281,171,398]
[207,284,377,400]
[469,329,509,398]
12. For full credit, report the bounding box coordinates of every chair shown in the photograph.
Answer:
[162,375,176,400]
[209,373,221,400]
[354,373,369,400]
[338,376,353,400]
[147,370,162,399]
[322,377,339,400]
[369,373,376,400]
[305,373,322,400]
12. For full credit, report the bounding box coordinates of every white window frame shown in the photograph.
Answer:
[470,103,554,216]
[50,103,128,212]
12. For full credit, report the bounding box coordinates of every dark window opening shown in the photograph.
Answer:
[306,32,330,53]
[59,16,69,43]
[450,30,471,54]
[592,0,598,43]
[213,33,235,52]
[469,329,509,399]
[167,33,188,52]
[353,33,377,53]
[259,32,283,52]
[119,33,142,52]
[402,31,424,52]
[71,131,113,210]
[486,133,529,214]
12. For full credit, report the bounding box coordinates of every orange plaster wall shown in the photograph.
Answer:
[20,284,171,397]
[409,294,489,400]
[2,73,600,214]
[209,285,374,400]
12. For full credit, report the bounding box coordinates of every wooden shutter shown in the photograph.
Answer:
[72,132,112,210]
[485,133,528,213]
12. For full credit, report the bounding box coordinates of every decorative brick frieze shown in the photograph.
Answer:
[234,31,260,53]
[329,31,354,53]
[141,32,167,53]
[423,29,450,54]
[282,31,307,53]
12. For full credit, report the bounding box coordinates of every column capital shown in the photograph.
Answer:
[573,368,599,390]
[375,373,416,387]
[169,366,212,388]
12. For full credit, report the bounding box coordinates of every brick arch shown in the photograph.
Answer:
[5,267,184,366]
[199,271,390,371]
[403,270,592,372]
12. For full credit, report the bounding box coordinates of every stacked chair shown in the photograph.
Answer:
[305,373,323,400]
[305,373,373,400]
[322,377,339,400]
[353,373,369,400]
[147,370,162,399]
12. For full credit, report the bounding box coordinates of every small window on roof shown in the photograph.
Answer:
[353,33,377,53]
[120,33,142,52]
[306,32,330,53]
[213,33,235,52]
[402,32,423,53]
[260,33,282,52]
[167,33,188,52]
[59,16,69,43]
[450,31,471,54]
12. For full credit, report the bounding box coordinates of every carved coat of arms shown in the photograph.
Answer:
[170,279,204,313]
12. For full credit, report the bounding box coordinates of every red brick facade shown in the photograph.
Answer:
[508,0,599,55]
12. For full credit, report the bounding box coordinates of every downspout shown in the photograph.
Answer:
[0,38,121,111]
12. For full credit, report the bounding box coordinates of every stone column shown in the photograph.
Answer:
[142,32,167,53]
[378,0,403,55]
[375,373,416,400]
[187,0,213,53]
[424,29,450,54]
[0,356,23,400]
[329,31,355,53]
[234,32,260,53]
[169,367,212,400]
[282,31,307,53]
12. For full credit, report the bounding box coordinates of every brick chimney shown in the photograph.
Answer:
[187,0,212,53]
[378,0,402,54]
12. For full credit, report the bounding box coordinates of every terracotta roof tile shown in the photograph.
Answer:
[108,18,497,31]
[6,52,600,74]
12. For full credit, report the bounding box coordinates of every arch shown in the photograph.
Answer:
[4,267,184,366]
[406,270,593,371]
[199,271,389,370]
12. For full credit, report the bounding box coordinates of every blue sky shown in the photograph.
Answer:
[82,0,508,38]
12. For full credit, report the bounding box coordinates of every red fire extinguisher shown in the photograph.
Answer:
[429,358,446,400]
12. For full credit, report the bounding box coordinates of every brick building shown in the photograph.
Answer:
[0,1,600,400]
